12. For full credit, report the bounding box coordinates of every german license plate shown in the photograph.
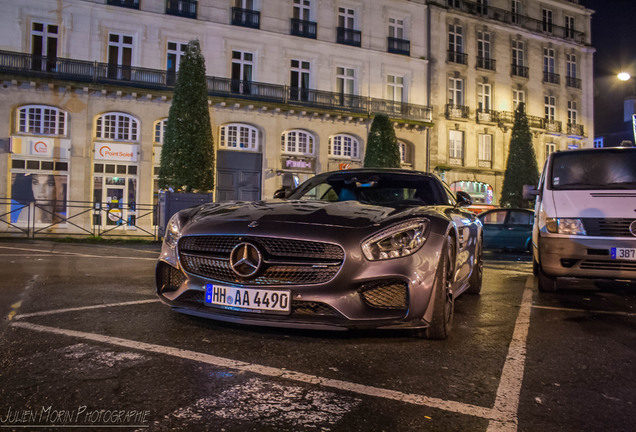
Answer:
[611,247,636,261]
[205,284,291,313]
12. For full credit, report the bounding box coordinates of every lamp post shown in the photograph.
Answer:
[617,72,636,145]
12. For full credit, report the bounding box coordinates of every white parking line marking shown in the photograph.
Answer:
[531,304,636,318]
[13,299,160,320]
[12,320,499,422]
[0,245,157,261]
[486,276,534,432]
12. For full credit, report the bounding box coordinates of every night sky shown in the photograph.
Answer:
[584,0,636,135]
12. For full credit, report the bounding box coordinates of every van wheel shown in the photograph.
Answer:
[537,264,557,292]
[427,236,455,340]
[532,258,538,276]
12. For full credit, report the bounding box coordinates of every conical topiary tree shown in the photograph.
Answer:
[500,103,539,208]
[159,39,215,193]
[363,114,401,168]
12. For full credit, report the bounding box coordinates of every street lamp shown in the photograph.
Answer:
[617,72,636,145]
[617,71,631,82]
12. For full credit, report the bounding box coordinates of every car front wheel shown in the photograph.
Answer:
[537,263,558,292]
[426,236,455,340]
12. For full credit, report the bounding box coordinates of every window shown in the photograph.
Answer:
[512,40,524,67]
[545,142,556,160]
[18,105,67,135]
[329,134,360,159]
[387,75,404,103]
[477,31,493,69]
[220,124,259,151]
[478,134,492,162]
[543,48,555,74]
[567,100,578,125]
[281,130,315,155]
[290,59,310,101]
[544,96,556,121]
[96,112,139,141]
[448,77,464,106]
[449,130,464,160]
[389,18,404,39]
[336,66,355,95]
[231,50,253,94]
[565,15,575,39]
[154,119,168,144]
[513,88,525,109]
[399,141,413,165]
[31,22,58,72]
[338,7,355,29]
[566,53,577,78]
[511,0,521,24]
[477,83,492,111]
[476,0,488,14]
[167,41,187,85]
[107,33,133,80]
[593,138,604,148]
[542,8,553,33]
[448,24,463,54]
[293,0,311,20]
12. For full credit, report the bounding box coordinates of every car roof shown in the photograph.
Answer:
[478,208,534,217]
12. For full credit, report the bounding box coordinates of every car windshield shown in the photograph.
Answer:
[549,149,636,190]
[288,172,451,206]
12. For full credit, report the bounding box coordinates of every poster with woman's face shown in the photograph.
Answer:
[10,173,68,224]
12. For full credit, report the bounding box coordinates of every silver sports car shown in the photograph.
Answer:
[156,169,483,339]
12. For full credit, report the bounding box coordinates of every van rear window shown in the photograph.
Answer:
[550,150,636,190]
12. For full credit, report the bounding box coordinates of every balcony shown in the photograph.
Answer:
[543,71,560,85]
[166,0,197,19]
[106,0,139,9]
[476,57,496,71]
[388,37,410,56]
[337,27,361,47]
[232,7,260,29]
[567,123,584,136]
[542,118,562,133]
[0,50,432,123]
[476,108,498,123]
[566,76,582,89]
[446,104,469,119]
[446,0,586,44]
[447,50,467,65]
[511,64,529,78]
[290,18,316,39]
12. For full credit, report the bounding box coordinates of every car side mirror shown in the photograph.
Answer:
[273,188,290,199]
[522,184,540,200]
[456,191,472,207]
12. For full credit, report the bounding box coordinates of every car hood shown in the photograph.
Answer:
[181,200,443,233]
[550,190,636,218]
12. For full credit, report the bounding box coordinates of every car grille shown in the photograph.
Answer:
[178,235,345,285]
[157,261,186,293]
[581,218,636,237]
[359,280,408,310]
[579,260,636,271]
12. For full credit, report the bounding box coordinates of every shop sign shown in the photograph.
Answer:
[95,142,138,162]
[281,156,315,173]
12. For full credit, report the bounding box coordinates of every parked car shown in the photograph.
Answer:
[466,204,497,215]
[524,147,636,292]
[478,208,534,252]
[156,169,484,339]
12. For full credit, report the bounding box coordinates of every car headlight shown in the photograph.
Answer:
[164,214,182,248]
[546,218,586,235]
[362,220,429,261]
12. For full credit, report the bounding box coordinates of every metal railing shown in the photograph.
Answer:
[0,199,158,239]
[447,50,468,65]
[476,57,496,71]
[337,27,361,47]
[166,0,197,19]
[290,18,317,39]
[106,0,139,9]
[388,37,410,56]
[446,104,469,119]
[0,50,433,122]
[231,7,260,29]
[511,64,529,78]
[543,71,560,85]
[566,76,582,89]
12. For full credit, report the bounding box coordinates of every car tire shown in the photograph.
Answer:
[426,236,455,340]
[467,237,483,294]
[532,257,538,276]
[537,263,557,292]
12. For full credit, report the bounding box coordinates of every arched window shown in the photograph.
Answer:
[154,118,168,144]
[329,134,360,159]
[95,112,139,141]
[17,105,67,136]
[281,129,315,155]
[399,140,413,166]
[219,123,259,151]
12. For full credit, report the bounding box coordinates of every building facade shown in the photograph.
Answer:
[0,0,593,238]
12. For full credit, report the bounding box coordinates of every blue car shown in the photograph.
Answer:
[478,208,534,252]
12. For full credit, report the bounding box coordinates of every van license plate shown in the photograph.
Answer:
[611,248,636,261]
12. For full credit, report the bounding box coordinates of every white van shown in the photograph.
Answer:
[526,147,636,291]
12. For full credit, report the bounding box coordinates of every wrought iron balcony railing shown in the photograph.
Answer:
[106,0,139,9]
[542,118,562,133]
[388,37,410,56]
[232,7,260,29]
[476,57,496,71]
[290,18,317,39]
[0,50,432,122]
[511,64,529,78]
[447,50,467,65]
[476,108,498,123]
[166,0,197,19]
[446,0,586,44]
[336,27,361,47]
[567,123,584,136]
[446,104,469,119]
[543,71,560,85]
[566,76,582,89]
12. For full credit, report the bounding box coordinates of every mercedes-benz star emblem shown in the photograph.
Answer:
[229,242,262,278]
[630,220,636,237]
